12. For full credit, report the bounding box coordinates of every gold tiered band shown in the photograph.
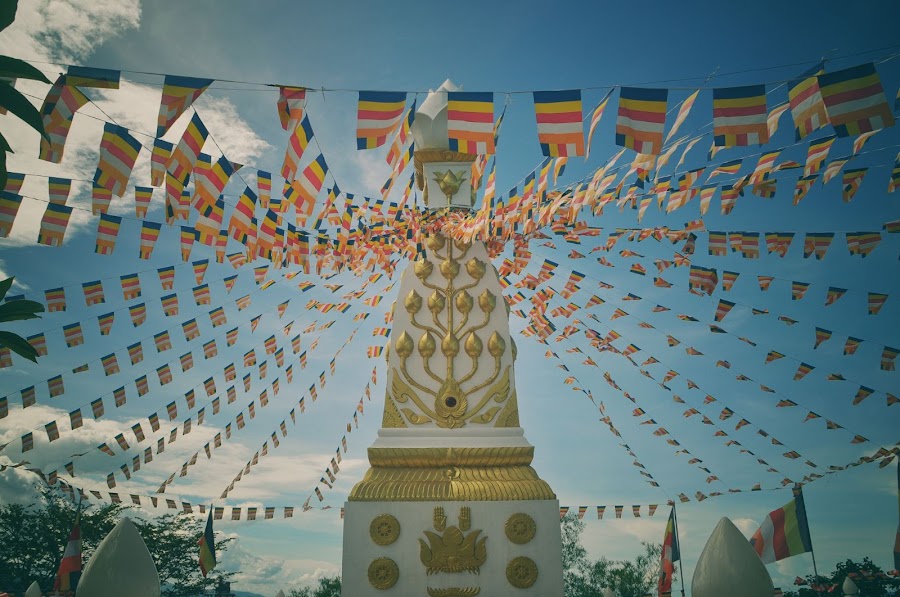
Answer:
[348,446,555,501]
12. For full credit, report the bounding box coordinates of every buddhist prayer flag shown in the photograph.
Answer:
[46,287,66,312]
[82,280,105,306]
[63,323,83,347]
[94,213,122,255]
[356,91,406,149]
[157,75,213,137]
[66,65,120,89]
[817,63,894,137]
[198,509,217,577]
[277,86,306,130]
[789,62,828,140]
[616,87,668,155]
[94,123,141,196]
[48,177,71,204]
[53,511,82,592]
[0,192,23,237]
[139,221,162,259]
[150,139,173,187]
[92,181,113,215]
[658,508,680,596]
[713,85,769,146]
[533,90,585,157]
[751,489,813,564]
[842,167,867,202]
[868,292,888,315]
[39,76,90,163]
[38,203,73,246]
[168,112,208,184]
[282,115,313,180]
[447,92,495,154]
[291,154,328,216]
[666,90,700,143]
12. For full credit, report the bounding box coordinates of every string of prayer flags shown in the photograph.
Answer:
[156,75,213,137]
[65,65,120,89]
[0,192,22,237]
[291,154,328,218]
[817,63,894,137]
[356,91,407,149]
[842,168,867,202]
[713,85,769,147]
[804,135,835,176]
[150,139,172,187]
[139,221,162,259]
[533,90,585,157]
[47,177,71,204]
[447,92,495,154]
[666,90,700,144]
[282,115,313,180]
[91,182,112,215]
[616,87,668,155]
[94,123,142,197]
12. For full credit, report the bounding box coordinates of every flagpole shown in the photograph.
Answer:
[672,505,686,597]
[799,485,823,596]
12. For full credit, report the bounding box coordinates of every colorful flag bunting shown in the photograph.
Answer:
[616,87,668,155]
[533,90,585,157]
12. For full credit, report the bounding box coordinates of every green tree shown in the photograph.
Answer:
[560,513,667,597]
[288,575,341,597]
[0,486,234,596]
[783,557,898,597]
[0,277,45,362]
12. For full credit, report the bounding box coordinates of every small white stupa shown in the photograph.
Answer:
[692,517,774,597]
[601,587,616,597]
[24,581,41,597]
[842,576,859,595]
[275,590,286,597]
[76,518,161,597]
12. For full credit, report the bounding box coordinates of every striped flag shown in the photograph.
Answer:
[150,138,173,187]
[356,91,407,149]
[750,488,813,564]
[290,154,328,217]
[386,100,416,168]
[0,191,23,237]
[53,511,82,592]
[616,87,668,155]
[282,115,313,180]
[584,91,612,160]
[818,63,894,137]
[91,181,112,215]
[803,135,836,176]
[658,508,680,596]
[842,167,867,202]
[48,177,71,204]
[665,90,700,143]
[533,90,585,157]
[94,123,142,196]
[277,86,306,130]
[713,85,769,146]
[66,65,120,89]
[156,75,213,137]
[788,62,828,140]
[198,509,217,576]
[447,92,495,154]
[39,76,90,163]
[38,203,73,246]
[139,221,162,259]
[94,213,122,255]
[168,112,208,186]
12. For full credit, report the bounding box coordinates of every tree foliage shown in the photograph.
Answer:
[561,513,665,597]
[288,575,341,597]
[0,488,233,596]
[784,557,899,597]
[0,277,45,362]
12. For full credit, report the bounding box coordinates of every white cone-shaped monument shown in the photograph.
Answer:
[24,581,41,597]
[77,518,161,597]
[692,517,774,597]
[275,590,286,597]
[842,576,860,595]
[601,587,616,597]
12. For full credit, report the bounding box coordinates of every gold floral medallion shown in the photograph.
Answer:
[367,557,399,590]
[369,514,400,546]
[504,513,536,545]
[506,556,538,589]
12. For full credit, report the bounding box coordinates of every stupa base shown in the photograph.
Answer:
[341,499,563,596]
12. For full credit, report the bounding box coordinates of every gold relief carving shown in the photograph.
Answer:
[367,557,399,590]
[381,396,406,428]
[506,556,538,589]
[420,507,487,575]
[465,257,486,280]
[494,392,520,428]
[478,289,496,313]
[432,169,468,203]
[505,513,536,545]
[439,258,460,279]
[487,332,506,357]
[369,514,400,546]
[414,149,477,191]
[426,588,480,597]
[426,233,446,252]
[405,290,423,314]
[400,408,431,425]
[415,259,434,280]
[348,462,555,501]
[395,331,414,358]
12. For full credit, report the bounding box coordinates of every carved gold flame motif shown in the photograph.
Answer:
[419,507,487,575]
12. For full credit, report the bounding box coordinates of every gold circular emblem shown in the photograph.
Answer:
[368,557,399,590]
[505,513,536,545]
[506,556,538,589]
[369,514,400,546]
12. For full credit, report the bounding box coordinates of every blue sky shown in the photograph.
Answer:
[0,0,898,593]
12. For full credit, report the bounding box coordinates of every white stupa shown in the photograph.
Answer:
[341,80,563,595]
[842,576,859,595]
[692,517,774,597]
[275,590,286,597]
[76,518,161,597]
[24,581,41,597]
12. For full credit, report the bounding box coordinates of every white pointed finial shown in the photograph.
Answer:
[24,581,41,597]
[692,517,774,597]
[77,518,161,597]
[842,576,859,595]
